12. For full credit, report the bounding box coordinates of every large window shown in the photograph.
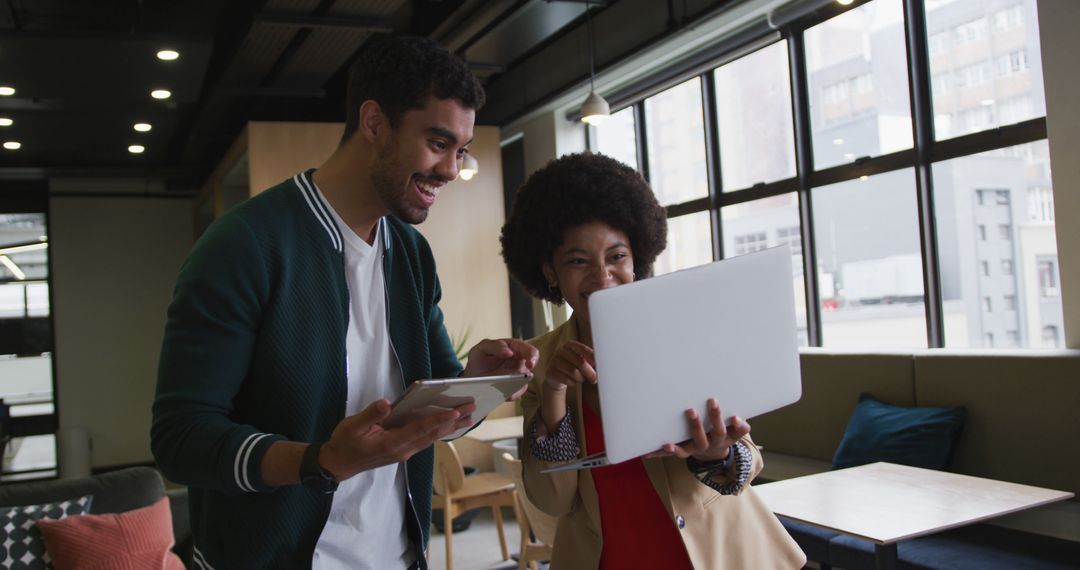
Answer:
[805,0,913,169]
[0,205,58,481]
[644,78,709,206]
[714,40,797,191]
[592,106,639,170]
[585,0,1055,350]
[926,0,1045,140]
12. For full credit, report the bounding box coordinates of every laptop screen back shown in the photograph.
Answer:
[587,245,802,464]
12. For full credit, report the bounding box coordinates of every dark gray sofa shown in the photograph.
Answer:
[0,466,191,567]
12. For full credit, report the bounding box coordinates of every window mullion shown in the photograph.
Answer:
[634,102,650,183]
[789,31,822,348]
[701,72,724,261]
[903,0,944,348]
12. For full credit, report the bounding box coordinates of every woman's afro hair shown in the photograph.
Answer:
[500,152,668,304]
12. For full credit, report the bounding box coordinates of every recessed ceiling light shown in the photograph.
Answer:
[134,122,153,132]
[156,49,180,61]
[0,86,14,96]
[128,144,146,154]
[151,89,172,100]
[3,141,21,150]
[833,138,844,145]
[0,118,11,127]
[859,175,869,181]
[837,0,855,5]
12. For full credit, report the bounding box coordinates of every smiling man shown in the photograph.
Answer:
[151,36,537,570]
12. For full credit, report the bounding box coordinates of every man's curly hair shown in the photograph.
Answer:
[341,34,485,143]
[500,152,668,305]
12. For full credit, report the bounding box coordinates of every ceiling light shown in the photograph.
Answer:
[833,138,844,145]
[837,0,855,5]
[0,255,26,280]
[151,89,172,100]
[0,118,11,127]
[581,91,611,125]
[459,153,479,181]
[579,1,610,126]
[156,49,180,61]
[843,153,855,160]
[2,141,20,150]
[981,99,995,106]
[0,86,14,96]
[128,144,146,154]
[134,123,153,132]
[859,175,869,181]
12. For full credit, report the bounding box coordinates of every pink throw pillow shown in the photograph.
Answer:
[36,496,185,570]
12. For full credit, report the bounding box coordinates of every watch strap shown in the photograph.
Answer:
[300,442,338,494]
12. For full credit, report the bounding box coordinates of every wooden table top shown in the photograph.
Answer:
[753,462,1074,544]
[462,416,524,443]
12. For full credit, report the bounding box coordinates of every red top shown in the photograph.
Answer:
[583,403,694,570]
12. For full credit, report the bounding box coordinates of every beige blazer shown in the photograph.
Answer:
[520,318,806,570]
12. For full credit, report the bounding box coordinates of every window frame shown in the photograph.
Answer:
[586,0,1049,348]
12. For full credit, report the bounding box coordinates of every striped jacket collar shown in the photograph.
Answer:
[293,169,392,254]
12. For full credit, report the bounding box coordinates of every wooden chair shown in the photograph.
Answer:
[500,453,558,570]
[432,440,516,570]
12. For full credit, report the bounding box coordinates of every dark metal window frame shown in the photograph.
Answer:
[587,0,1049,348]
[0,181,60,479]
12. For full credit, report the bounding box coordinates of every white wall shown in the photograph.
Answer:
[1038,0,1080,348]
[49,195,193,468]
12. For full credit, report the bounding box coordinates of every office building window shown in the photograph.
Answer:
[1038,258,1059,297]
[654,212,712,275]
[645,78,708,206]
[805,0,912,169]
[993,5,1023,32]
[591,106,638,171]
[0,209,58,481]
[929,0,1045,140]
[585,0,1053,350]
[733,232,768,256]
[934,141,1059,348]
[714,41,796,191]
[813,169,926,348]
[721,195,808,345]
[1042,325,1059,348]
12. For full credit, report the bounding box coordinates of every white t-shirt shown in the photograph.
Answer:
[311,185,413,570]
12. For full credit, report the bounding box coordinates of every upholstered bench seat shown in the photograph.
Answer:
[827,523,1080,570]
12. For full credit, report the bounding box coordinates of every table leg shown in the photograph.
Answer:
[874,543,898,570]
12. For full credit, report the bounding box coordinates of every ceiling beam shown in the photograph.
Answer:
[252,13,393,33]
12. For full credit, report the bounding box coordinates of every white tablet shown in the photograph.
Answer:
[383,373,531,440]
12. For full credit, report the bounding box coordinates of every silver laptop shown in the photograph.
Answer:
[543,245,802,472]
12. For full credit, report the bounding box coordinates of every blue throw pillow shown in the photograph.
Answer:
[832,393,966,471]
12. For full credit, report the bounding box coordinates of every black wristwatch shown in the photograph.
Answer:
[300,443,338,494]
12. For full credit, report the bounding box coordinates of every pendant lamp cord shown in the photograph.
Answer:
[586,0,596,91]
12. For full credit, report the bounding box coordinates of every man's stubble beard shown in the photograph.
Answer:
[371,140,429,225]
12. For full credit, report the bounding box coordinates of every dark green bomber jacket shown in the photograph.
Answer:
[151,169,462,569]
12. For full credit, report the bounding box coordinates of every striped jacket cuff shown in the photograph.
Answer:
[231,432,286,493]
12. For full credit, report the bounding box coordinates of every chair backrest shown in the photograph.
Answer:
[434,440,466,496]
[501,453,558,546]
